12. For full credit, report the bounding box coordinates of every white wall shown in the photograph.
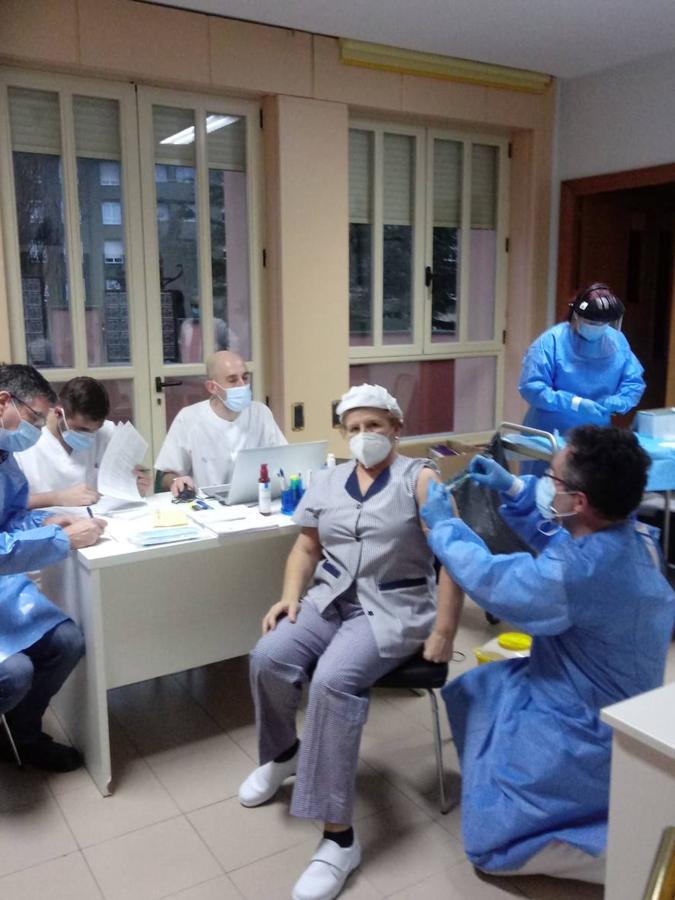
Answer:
[558,48,675,181]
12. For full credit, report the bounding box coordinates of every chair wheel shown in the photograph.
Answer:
[485,612,500,625]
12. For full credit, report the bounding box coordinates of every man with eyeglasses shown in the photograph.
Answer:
[420,426,674,885]
[0,364,106,771]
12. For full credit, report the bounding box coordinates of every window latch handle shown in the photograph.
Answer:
[155,376,184,393]
[424,266,434,288]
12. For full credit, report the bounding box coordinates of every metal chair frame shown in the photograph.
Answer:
[1,715,22,766]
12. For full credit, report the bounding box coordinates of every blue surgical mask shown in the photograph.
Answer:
[578,322,608,342]
[59,413,95,452]
[221,384,252,413]
[62,429,95,452]
[0,412,41,452]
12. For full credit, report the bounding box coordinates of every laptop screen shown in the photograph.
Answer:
[202,440,328,506]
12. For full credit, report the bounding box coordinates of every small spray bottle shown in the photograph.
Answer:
[258,463,272,515]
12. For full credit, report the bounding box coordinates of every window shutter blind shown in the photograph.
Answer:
[74,96,121,158]
[207,114,246,172]
[471,144,497,229]
[383,133,413,226]
[433,139,462,228]
[349,129,372,223]
[8,87,61,155]
[153,106,196,165]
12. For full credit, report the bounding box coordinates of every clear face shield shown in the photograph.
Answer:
[571,312,623,341]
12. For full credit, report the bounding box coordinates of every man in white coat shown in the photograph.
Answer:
[155,351,286,497]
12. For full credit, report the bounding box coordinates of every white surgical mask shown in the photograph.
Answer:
[536,475,577,521]
[219,384,252,414]
[349,432,392,468]
[0,406,41,453]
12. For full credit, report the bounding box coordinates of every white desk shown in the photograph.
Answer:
[602,681,675,899]
[40,496,298,795]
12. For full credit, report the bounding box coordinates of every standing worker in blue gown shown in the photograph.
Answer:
[519,283,644,474]
[0,365,105,771]
[421,426,674,883]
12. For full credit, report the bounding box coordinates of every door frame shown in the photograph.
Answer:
[557,162,675,405]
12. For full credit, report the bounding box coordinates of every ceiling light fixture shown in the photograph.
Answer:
[160,114,239,146]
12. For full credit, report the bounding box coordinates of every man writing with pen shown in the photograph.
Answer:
[15,376,152,508]
[0,365,106,772]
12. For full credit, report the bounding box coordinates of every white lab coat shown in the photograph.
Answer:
[154,399,287,486]
[14,420,115,493]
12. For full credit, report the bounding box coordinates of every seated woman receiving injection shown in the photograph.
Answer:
[239,383,462,900]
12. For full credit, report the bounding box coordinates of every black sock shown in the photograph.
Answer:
[273,739,299,763]
[323,827,354,848]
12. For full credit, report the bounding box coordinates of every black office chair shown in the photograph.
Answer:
[374,652,452,814]
[1,715,22,767]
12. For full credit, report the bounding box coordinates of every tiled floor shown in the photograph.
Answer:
[1,598,673,900]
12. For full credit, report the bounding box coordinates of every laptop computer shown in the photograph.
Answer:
[201,440,328,506]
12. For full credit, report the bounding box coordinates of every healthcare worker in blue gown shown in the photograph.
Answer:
[0,365,105,771]
[519,283,645,474]
[421,426,674,884]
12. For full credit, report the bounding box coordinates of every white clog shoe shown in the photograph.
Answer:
[292,835,362,900]
[238,754,297,807]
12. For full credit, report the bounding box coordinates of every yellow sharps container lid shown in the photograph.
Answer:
[497,632,533,652]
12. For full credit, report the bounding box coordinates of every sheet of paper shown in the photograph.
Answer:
[152,508,189,527]
[97,422,149,502]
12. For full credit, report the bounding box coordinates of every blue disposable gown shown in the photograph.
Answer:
[428,478,675,873]
[519,322,645,437]
[0,451,70,662]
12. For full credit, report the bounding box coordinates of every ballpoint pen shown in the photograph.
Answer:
[86,506,94,518]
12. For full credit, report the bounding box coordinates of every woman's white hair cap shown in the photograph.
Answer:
[336,383,403,422]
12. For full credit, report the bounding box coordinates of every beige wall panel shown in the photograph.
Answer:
[78,0,209,85]
[0,220,10,362]
[313,36,402,111]
[210,18,312,97]
[272,96,349,451]
[0,0,79,67]
[262,95,285,430]
[400,74,488,123]
[483,85,549,130]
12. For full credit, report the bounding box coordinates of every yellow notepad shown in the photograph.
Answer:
[152,508,189,528]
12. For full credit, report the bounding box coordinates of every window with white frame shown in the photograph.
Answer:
[0,71,261,454]
[348,121,508,438]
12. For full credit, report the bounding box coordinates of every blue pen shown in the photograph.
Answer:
[86,506,94,518]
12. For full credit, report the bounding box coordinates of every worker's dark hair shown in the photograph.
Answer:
[0,364,56,405]
[59,377,110,422]
[563,425,649,520]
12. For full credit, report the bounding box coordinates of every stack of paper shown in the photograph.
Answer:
[97,422,149,503]
[186,505,281,535]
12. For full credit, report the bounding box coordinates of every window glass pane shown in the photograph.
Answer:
[9,87,73,368]
[431,139,462,344]
[383,133,414,345]
[74,96,131,366]
[153,106,200,364]
[207,113,251,360]
[349,356,496,436]
[469,144,498,342]
[349,130,373,346]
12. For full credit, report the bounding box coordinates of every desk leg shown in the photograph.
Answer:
[42,558,113,796]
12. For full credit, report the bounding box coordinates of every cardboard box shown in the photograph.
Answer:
[399,438,479,481]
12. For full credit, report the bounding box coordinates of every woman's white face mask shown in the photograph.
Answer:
[349,432,392,468]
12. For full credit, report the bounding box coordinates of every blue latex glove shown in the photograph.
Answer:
[578,398,608,423]
[421,480,454,530]
[467,455,515,493]
[602,395,626,415]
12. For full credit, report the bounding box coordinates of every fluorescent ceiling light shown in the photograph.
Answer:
[161,114,239,146]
